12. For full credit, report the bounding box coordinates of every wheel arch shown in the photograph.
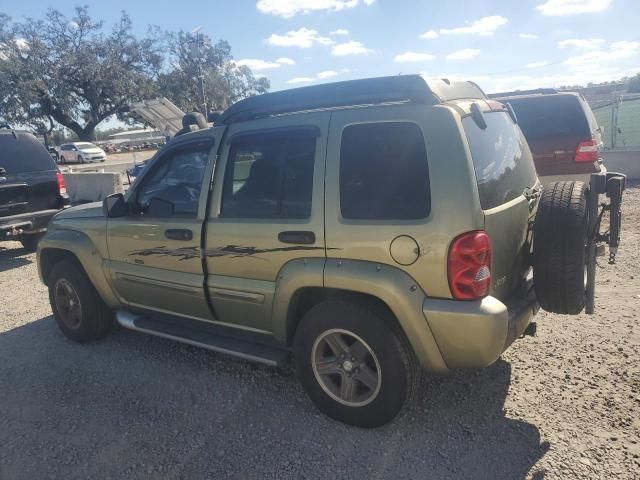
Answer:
[272,258,449,373]
[38,230,120,308]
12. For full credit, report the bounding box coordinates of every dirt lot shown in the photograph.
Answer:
[1,185,639,480]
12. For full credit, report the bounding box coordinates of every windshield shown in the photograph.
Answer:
[463,111,538,210]
[76,142,98,149]
[504,95,591,140]
[0,132,57,173]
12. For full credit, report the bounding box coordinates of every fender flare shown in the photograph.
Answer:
[38,229,121,308]
[272,258,449,373]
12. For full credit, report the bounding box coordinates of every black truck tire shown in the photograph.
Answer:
[48,259,113,342]
[293,300,420,428]
[533,181,589,314]
[19,233,45,252]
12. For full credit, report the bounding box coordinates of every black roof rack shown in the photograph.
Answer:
[488,88,559,99]
[216,75,487,125]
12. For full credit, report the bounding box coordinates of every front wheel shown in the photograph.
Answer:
[60,156,66,164]
[48,259,113,342]
[294,300,420,428]
[78,155,85,164]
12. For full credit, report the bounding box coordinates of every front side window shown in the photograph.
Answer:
[136,144,210,217]
[339,122,430,220]
[221,131,316,219]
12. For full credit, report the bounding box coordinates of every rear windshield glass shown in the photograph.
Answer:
[463,111,537,210]
[0,132,57,173]
[504,95,591,140]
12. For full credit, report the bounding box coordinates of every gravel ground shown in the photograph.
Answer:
[1,185,639,480]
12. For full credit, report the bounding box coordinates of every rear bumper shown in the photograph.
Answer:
[0,209,64,239]
[423,277,538,369]
[539,163,606,184]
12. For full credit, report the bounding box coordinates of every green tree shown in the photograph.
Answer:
[0,7,163,140]
[158,31,270,114]
[627,74,640,93]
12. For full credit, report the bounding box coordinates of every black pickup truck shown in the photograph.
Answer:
[0,127,69,251]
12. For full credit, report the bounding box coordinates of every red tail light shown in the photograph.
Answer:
[575,139,599,163]
[448,231,492,300]
[56,171,67,195]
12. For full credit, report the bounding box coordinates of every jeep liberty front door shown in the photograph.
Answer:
[106,137,216,320]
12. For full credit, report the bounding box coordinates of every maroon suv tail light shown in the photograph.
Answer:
[575,139,599,163]
[56,171,67,195]
[448,231,492,300]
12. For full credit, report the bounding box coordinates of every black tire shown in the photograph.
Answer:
[78,155,85,164]
[533,181,589,314]
[19,233,45,252]
[48,259,112,342]
[60,156,66,164]
[293,300,419,428]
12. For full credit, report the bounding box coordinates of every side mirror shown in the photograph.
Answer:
[103,193,127,218]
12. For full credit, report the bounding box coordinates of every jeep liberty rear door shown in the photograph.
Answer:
[203,112,330,334]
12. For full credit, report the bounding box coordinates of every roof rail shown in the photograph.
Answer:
[488,88,558,99]
[216,75,487,125]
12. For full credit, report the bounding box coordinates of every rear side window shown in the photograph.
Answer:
[340,122,430,220]
[505,95,591,140]
[221,131,316,219]
[463,111,537,210]
[0,132,57,173]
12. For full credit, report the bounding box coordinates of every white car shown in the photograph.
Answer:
[57,142,107,164]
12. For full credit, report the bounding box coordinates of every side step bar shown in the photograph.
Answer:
[116,310,289,367]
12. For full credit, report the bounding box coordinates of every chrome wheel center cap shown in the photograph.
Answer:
[342,360,354,372]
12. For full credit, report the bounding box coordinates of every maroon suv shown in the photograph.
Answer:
[492,90,605,183]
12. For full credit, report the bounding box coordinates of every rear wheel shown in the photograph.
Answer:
[19,233,45,252]
[78,155,84,164]
[533,181,589,314]
[60,155,66,164]
[48,259,112,342]
[294,300,419,428]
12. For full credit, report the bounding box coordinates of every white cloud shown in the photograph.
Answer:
[236,58,282,71]
[267,28,333,48]
[439,16,508,36]
[257,0,373,18]
[519,33,539,39]
[536,0,612,16]
[446,48,482,60]
[483,68,625,94]
[276,57,296,65]
[330,29,349,36]
[564,41,640,67]
[526,61,549,68]
[394,51,436,63]
[287,69,348,84]
[558,38,605,48]
[317,70,339,79]
[331,40,372,56]
[288,76,316,84]
[419,29,439,39]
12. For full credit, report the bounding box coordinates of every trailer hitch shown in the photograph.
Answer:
[585,172,626,313]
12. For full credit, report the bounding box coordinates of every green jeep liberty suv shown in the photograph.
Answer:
[37,75,625,427]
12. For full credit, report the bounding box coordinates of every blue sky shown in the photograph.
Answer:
[4,0,640,95]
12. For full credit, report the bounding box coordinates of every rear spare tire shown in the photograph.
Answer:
[533,181,589,314]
